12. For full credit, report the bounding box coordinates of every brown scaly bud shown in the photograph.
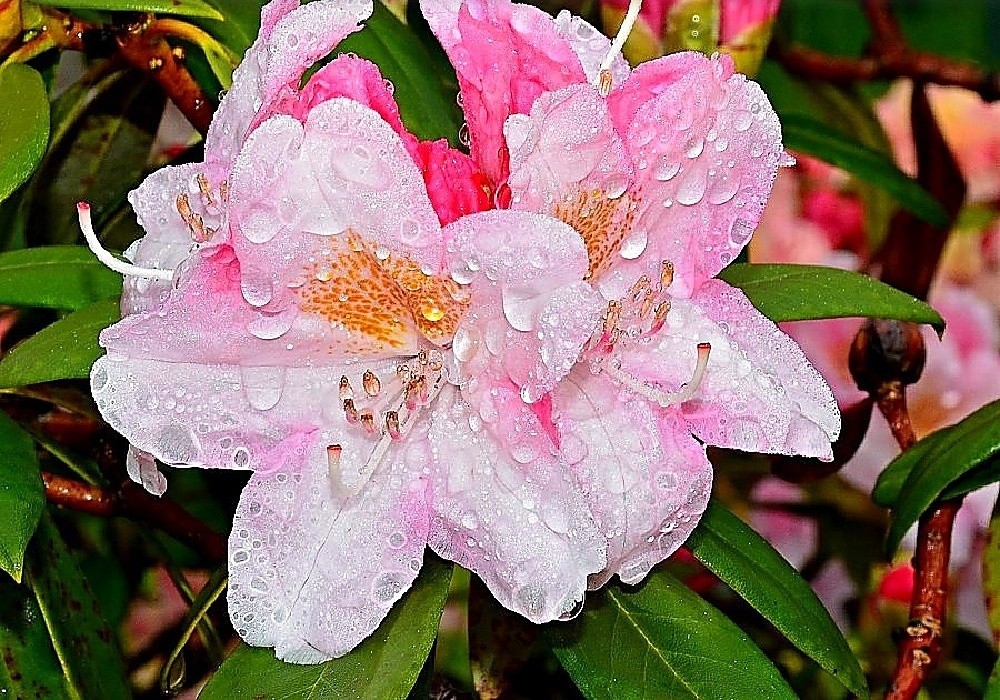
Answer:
[849,319,927,394]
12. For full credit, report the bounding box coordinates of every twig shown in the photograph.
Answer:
[774,0,1000,102]
[42,471,227,562]
[115,16,212,135]
[884,499,962,700]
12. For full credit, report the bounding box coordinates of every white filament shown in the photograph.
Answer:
[600,0,642,72]
[77,202,174,281]
[605,343,712,408]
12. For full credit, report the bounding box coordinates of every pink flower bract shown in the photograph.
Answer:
[90,0,838,662]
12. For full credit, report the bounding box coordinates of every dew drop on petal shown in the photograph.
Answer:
[619,230,648,260]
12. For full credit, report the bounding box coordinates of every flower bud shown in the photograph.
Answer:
[849,319,927,394]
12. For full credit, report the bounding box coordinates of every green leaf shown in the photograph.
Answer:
[872,399,1000,553]
[32,0,222,19]
[987,657,1000,700]
[0,412,43,582]
[340,1,462,144]
[0,64,50,204]
[548,571,797,700]
[195,0,266,57]
[983,510,1000,652]
[200,557,454,700]
[718,263,945,331]
[782,114,949,228]
[0,299,119,389]
[0,246,121,310]
[0,574,68,699]
[24,513,131,700]
[686,501,868,698]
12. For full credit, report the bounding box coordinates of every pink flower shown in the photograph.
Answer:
[86,0,837,662]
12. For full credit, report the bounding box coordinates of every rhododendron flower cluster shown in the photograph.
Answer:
[85,0,838,662]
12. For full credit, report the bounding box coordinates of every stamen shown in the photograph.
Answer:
[598,69,613,97]
[326,444,342,479]
[639,289,656,319]
[646,300,671,336]
[219,181,230,202]
[196,173,217,207]
[599,0,642,75]
[630,275,651,301]
[343,398,359,423]
[176,193,212,242]
[77,202,174,281]
[359,410,376,433]
[659,260,674,290]
[339,376,354,401]
[385,411,402,440]
[362,370,381,397]
[605,342,711,407]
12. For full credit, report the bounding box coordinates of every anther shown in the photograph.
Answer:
[360,410,376,433]
[326,444,342,476]
[78,202,174,281]
[196,173,217,206]
[339,376,354,401]
[630,275,651,301]
[598,69,613,97]
[659,260,674,290]
[639,289,656,319]
[343,398,359,423]
[362,370,381,397]
[385,411,402,440]
[605,300,622,334]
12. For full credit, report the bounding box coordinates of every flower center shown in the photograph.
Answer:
[588,260,712,407]
[327,350,447,488]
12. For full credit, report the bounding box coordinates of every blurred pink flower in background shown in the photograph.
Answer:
[600,0,781,74]
[752,118,1000,637]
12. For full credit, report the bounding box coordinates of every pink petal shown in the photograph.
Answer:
[425,387,604,622]
[274,54,492,226]
[504,84,635,280]
[606,52,784,295]
[420,0,587,185]
[229,102,444,291]
[622,279,839,459]
[229,435,431,661]
[552,370,712,586]
[445,210,603,401]
[123,163,210,315]
[204,0,373,180]
[552,10,630,87]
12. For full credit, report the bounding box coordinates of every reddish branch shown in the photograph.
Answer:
[775,0,1000,101]
[42,471,227,563]
[115,16,213,136]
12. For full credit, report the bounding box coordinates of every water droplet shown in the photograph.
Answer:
[734,110,753,132]
[420,299,445,323]
[558,595,585,621]
[729,218,754,246]
[374,246,391,261]
[399,218,422,245]
[653,156,680,182]
[619,230,648,260]
[241,206,280,244]
[248,309,295,340]
[240,365,286,411]
[684,135,705,159]
[240,273,273,307]
[676,167,707,206]
[707,174,740,205]
[604,174,629,200]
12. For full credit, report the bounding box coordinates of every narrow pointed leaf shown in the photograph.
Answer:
[0,64,49,204]
[719,263,944,331]
[0,299,120,389]
[0,412,43,581]
[25,513,130,699]
[686,501,868,698]
[33,0,222,19]
[0,575,67,699]
[548,570,797,699]
[782,114,949,228]
[200,557,453,700]
[873,399,1000,553]
[0,247,121,310]
[983,511,1000,649]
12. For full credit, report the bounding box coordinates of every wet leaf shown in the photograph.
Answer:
[0,246,121,311]
[0,64,49,205]
[33,0,222,19]
[0,574,67,699]
[0,299,120,389]
[719,263,945,331]
[686,501,868,698]
[549,570,797,699]
[0,412,43,581]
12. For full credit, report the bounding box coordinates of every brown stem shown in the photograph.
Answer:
[42,471,227,563]
[863,0,906,52]
[876,381,916,451]
[885,500,961,700]
[115,16,212,136]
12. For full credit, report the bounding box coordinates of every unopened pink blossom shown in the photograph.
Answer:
[88,0,837,662]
